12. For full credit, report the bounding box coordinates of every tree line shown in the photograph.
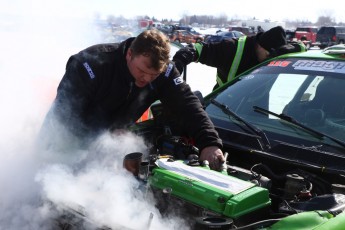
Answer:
[103,14,345,29]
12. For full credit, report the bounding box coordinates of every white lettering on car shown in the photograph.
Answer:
[174,76,184,85]
[83,62,96,79]
[293,60,345,73]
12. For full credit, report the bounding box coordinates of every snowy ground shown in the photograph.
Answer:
[170,42,217,96]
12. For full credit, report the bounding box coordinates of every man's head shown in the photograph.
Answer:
[255,26,287,62]
[126,29,170,87]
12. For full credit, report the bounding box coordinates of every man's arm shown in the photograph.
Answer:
[53,57,96,137]
[155,63,225,170]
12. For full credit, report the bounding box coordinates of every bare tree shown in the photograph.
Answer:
[316,16,336,26]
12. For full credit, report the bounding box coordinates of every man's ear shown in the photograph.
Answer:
[126,48,132,61]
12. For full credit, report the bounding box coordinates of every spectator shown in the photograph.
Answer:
[173,26,306,90]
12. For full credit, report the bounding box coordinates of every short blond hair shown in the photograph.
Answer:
[130,29,170,71]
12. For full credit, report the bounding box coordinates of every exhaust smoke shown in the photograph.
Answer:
[0,2,188,229]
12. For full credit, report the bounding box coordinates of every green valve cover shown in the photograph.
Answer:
[149,159,271,219]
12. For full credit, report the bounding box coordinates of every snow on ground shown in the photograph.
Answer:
[185,62,217,96]
[170,42,217,96]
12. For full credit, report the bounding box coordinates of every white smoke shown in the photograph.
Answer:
[0,2,188,230]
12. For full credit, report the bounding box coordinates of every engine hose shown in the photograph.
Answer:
[229,219,281,230]
[251,163,286,181]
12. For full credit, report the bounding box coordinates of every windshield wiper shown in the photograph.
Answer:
[210,99,271,150]
[253,106,345,149]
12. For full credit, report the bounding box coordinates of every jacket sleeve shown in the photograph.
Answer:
[270,41,307,57]
[155,62,223,151]
[195,40,238,72]
[52,56,100,137]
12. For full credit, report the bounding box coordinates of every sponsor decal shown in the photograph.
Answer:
[268,60,291,67]
[174,76,184,85]
[292,60,345,73]
[83,62,95,79]
[165,63,173,77]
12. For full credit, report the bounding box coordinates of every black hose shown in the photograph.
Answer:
[251,163,286,181]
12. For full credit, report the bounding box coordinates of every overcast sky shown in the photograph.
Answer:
[1,0,344,23]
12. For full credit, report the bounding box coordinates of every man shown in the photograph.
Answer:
[40,29,225,170]
[173,26,306,90]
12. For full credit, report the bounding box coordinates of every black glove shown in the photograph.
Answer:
[270,42,307,58]
[173,44,197,74]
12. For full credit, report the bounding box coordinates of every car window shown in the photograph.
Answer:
[296,28,309,32]
[322,27,335,34]
[217,31,228,36]
[206,58,345,144]
[233,31,241,37]
[268,74,308,115]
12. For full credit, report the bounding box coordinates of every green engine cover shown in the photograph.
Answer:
[149,159,271,219]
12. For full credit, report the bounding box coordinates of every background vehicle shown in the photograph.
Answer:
[204,30,244,43]
[316,26,345,49]
[228,26,255,35]
[169,29,203,43]
[129,45,345,229]
[294,26,318,49]
[285,29,296,42]
[173,25,203,36]
[157,25,174,37]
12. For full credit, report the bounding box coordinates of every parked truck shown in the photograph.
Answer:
[294,26,318,49]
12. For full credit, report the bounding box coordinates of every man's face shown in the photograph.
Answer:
[126,49,162,87]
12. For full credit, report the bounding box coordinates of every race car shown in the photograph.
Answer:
[129,44,345,229]
[53,44,345,230]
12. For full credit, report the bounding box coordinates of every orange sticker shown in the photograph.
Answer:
[268,61,291,67]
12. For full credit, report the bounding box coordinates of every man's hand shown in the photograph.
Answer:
[199,146,226,171]
[172,44,197,74]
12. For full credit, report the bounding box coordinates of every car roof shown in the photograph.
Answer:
[276,44,345,60]
[296,26,318,28]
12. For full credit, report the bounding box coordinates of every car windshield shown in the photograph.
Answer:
[206,58,345,150]
[217,31,232,37]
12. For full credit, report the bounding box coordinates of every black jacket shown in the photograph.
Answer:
[197,36,259,88]
[48,37,222,151]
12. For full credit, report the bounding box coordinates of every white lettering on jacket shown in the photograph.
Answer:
[165,63,173,77]
[174,76,184,85]
[83,62,95,79]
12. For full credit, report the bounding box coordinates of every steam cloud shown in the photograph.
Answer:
[0,4,188,230]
